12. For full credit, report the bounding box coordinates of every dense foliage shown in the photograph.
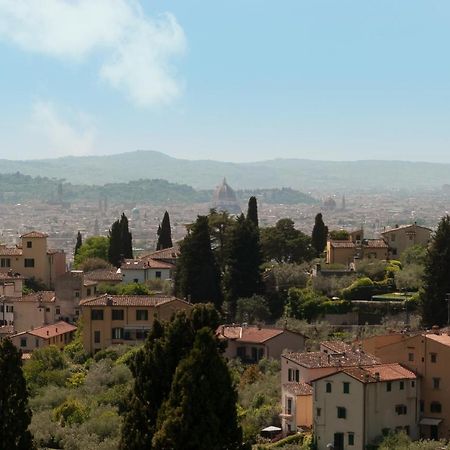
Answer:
[156,211,173,250]
[74,236,110,268]
[108,213,133,268]
[311,213,328,255]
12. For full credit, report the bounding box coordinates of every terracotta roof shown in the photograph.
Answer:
[283,382,313,396]
[0,272,24,280]
[79,294,191,307]
[142,245,180,260]
[83,279,97,287]
[425,333,450,346]
[381,224,432,235]
[329,241,355,248]
[284,349,379,369]
[0,245,22,256]
[21,231,48,238]
[14,321,76,340]
[321,341,355,354]
[15,291,55,303]
[47,249,64,255]
[121,258,174,270]
[364,239,388,248]
[218,326,290,343]
[84,269,123,282]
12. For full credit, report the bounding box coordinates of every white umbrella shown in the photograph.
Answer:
[261,426,282,432]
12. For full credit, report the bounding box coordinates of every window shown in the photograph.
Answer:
[136,310,148,321]
[295,369,300,382]
[430,402,442,413]
[112,309,124,320]
[431,353,437,363]
[155,271,161,279]
[35,338,39,348]
[420,400,424,413]
[395,404,407,415]
[288,368,293,381]
[136,330,148,340]
[20,338,27,347]
[337,407,346,419]
[286,398,292,414]
[24,258,35,267]
[94,330,101,344]
[408,352,414,362]
[112,328,124,339]
[75,291,80,298]
[56,307,60,315]
[386,382,392,392]
[87,288,91,296]
[343,382,350,394]
[392,249,397,256]
[411,381,415,388]
[0,258,10,267]
[91,309,104,320]
[316,408,321,417]
[391,234,396,242]
[399,381,404,390]
[433,378,441,390]
[26,241,32,248]
[326,382,332,393]
[133,278,139,283]
[348,433,355,446]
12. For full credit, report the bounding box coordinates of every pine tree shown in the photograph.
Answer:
[120,305,221,450]
[311,213,328,256]
[175,216,222,307]
[224,214,262,318]
[157,211,173,250]
[246,196,258,228]
[422,215,450,326]
[74,231,82,257]
[0,338,33,450]
[152,328,244,450]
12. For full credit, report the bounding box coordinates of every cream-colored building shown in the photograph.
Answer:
[119,258,174,284]
[80,294,193,353]
[381,223,432,258]
[12,291,57,333]
[218,325,306,363]
[11,321,77,353]
[312,364,419,450]
[280,341,380,434]
[0,272,24,326]
[0,231,66,289]
[365,331,450,440]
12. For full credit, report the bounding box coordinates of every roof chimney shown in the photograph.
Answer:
[106,295,113,306]
[46,330,49,336]
[55,327,58,332]
[375,372,380,381]
[432,325,440,335]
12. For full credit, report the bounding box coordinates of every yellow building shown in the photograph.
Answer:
[10,320,77,353]
[361,330,450,440]
[0,231,66,289]
[381,223,432,258]
[80,294,193,353]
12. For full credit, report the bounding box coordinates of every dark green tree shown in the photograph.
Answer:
[224,214,262,318]
[157,211,173,250]
[421,215,450,326]
[0,338,33,450]
[152,328,244,450]
[175,215,222,307]
[311,213,328,255]
[74,236,110,268]
[247,196,258,228]
[208,209,234,273]
[74,231,82,257]
[120,305,221,450]
[260,218,315,264]
[108,213,133,267]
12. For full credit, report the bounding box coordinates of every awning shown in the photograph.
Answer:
[419,418,443,426]
[261,426,282,432]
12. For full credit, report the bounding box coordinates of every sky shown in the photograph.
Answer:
[1,0,450,162]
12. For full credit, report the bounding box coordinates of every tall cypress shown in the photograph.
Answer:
[175,216,222,307]
[247,196,259,228]
[157,211,173,250]
[120,213,133,259]
[0,338,33,450]
[422,215,450,326]
[311,213,328,256]
[152,329,244,450]
[108,213,133,267]
[224,214,262,318]
[74,231,82,257]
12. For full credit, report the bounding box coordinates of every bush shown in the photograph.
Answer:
[236,295,271,324]
[53,398,89,426]
[285,288,327,322]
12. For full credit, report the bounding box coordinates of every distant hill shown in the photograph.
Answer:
[0,173,316,205]
[0,150,450,190]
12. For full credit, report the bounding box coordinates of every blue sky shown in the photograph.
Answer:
[1,0,450,162]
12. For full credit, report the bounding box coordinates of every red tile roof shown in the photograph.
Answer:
[21,231,48,238]
[329,241,355,248]
[15,291,55,303]
[381,224,432,235]
[283,381,313,396]
[364,239,388,248]
[15,321,77,340]
[79,294,191,307]
[0,245,22,256]
[425,333,450,346]
[84,269,123,282]
[218,325,293,343]
[0,272,24,280]
[142,245,180,260]
[120,258,174,270]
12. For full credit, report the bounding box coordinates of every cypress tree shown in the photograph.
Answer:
[157,211,173,250]
[311,213,328,256]
[175,216,222,307]
[247,196,259,228]
[120,305,221,450]
[120,213,133,259]
[152,328,244,450]
[422,215,450,326]
[74,231,82,257]
[108,213,133,267]
[0,338,33,450]
[224,214,262,318]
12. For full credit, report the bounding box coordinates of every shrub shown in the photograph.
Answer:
[236,295,271,324]
[53,398,89,426]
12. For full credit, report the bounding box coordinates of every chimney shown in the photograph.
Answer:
[431,325,440,335]
[46,330,49,336]
[55,327,58,332]
[364,373,370,383]
[106,295,113,306]
[257,323,262,330]
[374,372,380,381]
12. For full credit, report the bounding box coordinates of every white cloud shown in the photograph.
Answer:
[0,0,186,106]
[30,100,95,157]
